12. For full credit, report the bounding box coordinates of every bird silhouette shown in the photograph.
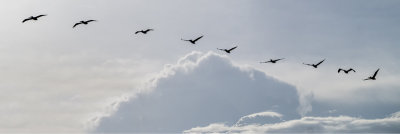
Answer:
[260,58,284,64]
[181,35,203,44]
[303,59,325,68]
[364,69,380,81]
[22,14,47,23]
[338,68,356,74]
[135,29,154,34]
[217,46,237,54]
[73,20,96,28]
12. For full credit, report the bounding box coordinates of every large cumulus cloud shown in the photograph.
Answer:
[92,51,302,133]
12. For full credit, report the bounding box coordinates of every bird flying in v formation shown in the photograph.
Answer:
[217,46,237,54]
[338,68,356,74]
[73,20,96,28]
[181,35,203,44]
[303,59,325,68]
[364,69,379,81]
[135,29,154,34]
[260,58,284,64]
[22,14,47,23]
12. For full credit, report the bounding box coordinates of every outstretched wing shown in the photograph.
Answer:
[276,58,285,61]
[135,31,142,34]
[228,46,237,51]
[316,59,325,66]
[372,69,379,77]
[181,38,190,42]
[260,61,271,64]
[36,14,47,18]
[86,20,96,23]
[193,35,203,42]
[145,29,154,32]
[349,68,356,72]
[73,22,81,28]
[338,68,343,73]
[303,63,312,66]
[22,18,31,23]
[217,48,225,51]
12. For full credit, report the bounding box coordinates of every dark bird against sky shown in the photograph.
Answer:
[73,20,96,28]
[217,46,237,54]
[22,14,47,23]
[260,58,284,64]
[303,59,325,68]
[135,29,154,34]
[338,68,356,74]
[181,35,203,44]
[364,69,380,81]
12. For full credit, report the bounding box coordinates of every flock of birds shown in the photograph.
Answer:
[22,14,380,81]
[259,58,379,80]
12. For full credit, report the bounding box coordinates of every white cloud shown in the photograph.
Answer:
[234,111,283,127]
[91,51,302,133]
[91,51,400,133]
[185,111,400,133]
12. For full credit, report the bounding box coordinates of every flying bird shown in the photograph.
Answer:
[135,29,154,34]
[217,46,237,54]
[181,35,203,44]
[260,58,284,64]
[364,69,380,81]
[73,20,96,28]
[303,59,325,68]
[22,14,47,23]
[338,68,356,74]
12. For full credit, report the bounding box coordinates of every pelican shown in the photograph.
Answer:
[364,69,380,81]
[217,46,237,54]
[260,58,284,64]
[303,59,325,68]
[73,20,96,28]
[22,14,47,23]
[338,68,356,74]
[181,35,203,44]
[135,29,154,34]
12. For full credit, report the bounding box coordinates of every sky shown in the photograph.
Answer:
[0,0,399,133]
